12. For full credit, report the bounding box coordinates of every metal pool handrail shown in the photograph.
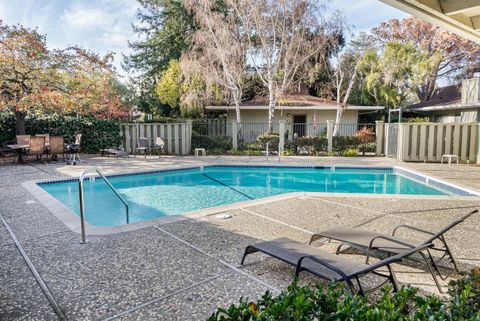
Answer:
[78,166,130,244]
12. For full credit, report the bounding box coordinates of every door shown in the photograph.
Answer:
[293,115,306,137]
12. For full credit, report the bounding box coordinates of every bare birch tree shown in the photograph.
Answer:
[229,0,341,133]
[183,0,247,126]
[331,51,363,136]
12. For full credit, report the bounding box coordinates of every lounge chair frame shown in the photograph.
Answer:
[241,238,432,295]
[309,209,478,293]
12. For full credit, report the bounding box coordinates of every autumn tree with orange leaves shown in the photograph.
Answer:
[370,17,480,102]
[0,22,130,134]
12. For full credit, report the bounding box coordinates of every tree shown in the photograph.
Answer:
[125,0,195,78]
[229,0,342,132]
[358,41,442,120]
[370,17,480,102]
[125,0,196,116]
[0,22,129,134]
[183,0,247,125]
[331,51,363,136]
[155,59,182,112]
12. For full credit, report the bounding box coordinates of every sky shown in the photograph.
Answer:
[0,0,407,75]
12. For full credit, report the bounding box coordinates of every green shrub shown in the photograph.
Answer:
[0,112,15,145]
[295,136,328,155]
[256,133,279,151]
[207,271,480,321]
[0,113,122,153]
[342,148,359,157]
[333,135,360,152]
[192,132,232,152]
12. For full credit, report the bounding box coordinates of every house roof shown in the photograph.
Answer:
[407,84,462,111]
[405,83,480,113]
[206,94,384,111]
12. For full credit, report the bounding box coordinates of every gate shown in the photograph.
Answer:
[386,123,398,157]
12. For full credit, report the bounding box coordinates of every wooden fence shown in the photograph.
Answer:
[122,122,192,155]
[376,122,480,163]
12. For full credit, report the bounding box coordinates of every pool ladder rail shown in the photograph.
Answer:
[78,166,130,244]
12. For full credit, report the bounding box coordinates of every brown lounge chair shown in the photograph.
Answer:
[241,237,433,295]
[309,209,478,293]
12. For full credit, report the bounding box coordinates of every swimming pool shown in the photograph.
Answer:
[38,165,477,227]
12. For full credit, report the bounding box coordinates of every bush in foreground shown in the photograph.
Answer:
[207,271,480,321]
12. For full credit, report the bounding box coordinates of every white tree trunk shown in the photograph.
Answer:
[267,81,275,133]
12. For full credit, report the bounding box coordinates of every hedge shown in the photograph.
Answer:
[192,131,232,152]
[208,271,480,321]
[0,114,122,153]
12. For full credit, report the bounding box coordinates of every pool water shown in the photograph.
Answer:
[40,166,457,227]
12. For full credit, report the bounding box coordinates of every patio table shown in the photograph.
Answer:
[7,143,50,164]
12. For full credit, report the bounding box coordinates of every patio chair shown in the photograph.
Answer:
[134,137,150,158]
[67,134,84,165]
[0,145,17,164]
[151,137,166,157]
[27,136,46,162]
[49,136,65,161]
[16,135,31,145]
[35,133,50,144]
[308,209,478,293]
[241,237,433,295]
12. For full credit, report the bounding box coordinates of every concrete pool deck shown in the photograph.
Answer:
[1,155,480,320]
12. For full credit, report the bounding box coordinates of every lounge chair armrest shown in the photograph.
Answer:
[309,233,328,245]
[296,255,349,280]
[368,235,416,252]
[392,225,435,237]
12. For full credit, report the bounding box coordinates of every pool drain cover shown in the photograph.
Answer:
[215,213,232,220]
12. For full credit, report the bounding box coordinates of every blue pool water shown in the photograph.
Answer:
[39,166,460,227]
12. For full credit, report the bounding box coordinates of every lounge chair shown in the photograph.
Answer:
[308,209,478,293]
[103,148,129,158]
[241,237,433,295]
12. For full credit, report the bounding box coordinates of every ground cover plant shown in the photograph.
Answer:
[207,271,480,321]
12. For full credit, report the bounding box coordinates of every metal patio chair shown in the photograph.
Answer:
[241,237,433,295]
[151,137,166,157]
[308,209,478,293]
[134,137,150,158]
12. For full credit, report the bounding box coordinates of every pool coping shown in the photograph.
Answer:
[22,164,480,235]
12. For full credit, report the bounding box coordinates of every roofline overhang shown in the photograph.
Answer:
[379,0,480,44]
[406,103,480,113]
[205,105,385,111]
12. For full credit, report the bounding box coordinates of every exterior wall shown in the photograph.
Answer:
[226,109,359,125]
[462,77,480,104]
[461,111,479,123]
[430,109,480,123]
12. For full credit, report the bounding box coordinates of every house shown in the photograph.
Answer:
[205,94,383,140]
[405,73,480,123]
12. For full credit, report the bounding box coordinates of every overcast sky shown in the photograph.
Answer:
[0,0,407,75]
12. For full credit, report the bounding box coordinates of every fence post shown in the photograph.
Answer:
[375,120,384,156]
[231,121,238,150]
[279,120,286,155]
[327,120,333,153]
[476,123,480,164]
[186,120,192,154]
[397,123,404,161]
